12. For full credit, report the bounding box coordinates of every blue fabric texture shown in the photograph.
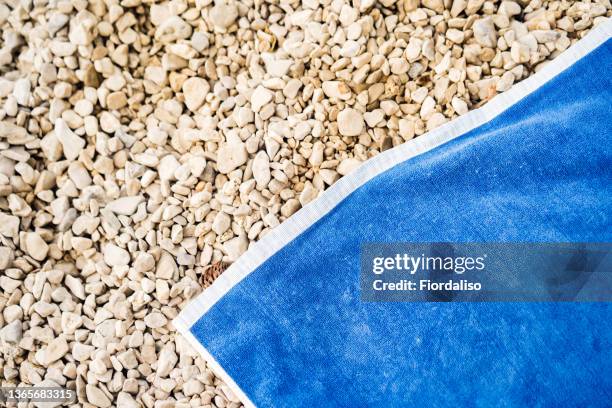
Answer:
[190,41,612,406]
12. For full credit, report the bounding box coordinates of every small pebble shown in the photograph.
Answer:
[337,108,364,136]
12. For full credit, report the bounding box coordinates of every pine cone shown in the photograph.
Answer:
[200,261,229,288]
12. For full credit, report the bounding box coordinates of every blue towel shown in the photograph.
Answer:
[175,21,612,407]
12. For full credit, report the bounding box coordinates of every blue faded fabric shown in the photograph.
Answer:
[190,41,612,406]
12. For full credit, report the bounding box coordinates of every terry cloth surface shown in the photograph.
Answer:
[175,20,612,407]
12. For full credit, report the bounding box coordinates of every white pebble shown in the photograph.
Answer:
[54,119,85,161]
[223,235,248,261]
[212,211,231,235]
[337,158,363,176]
[337,108,364,137]
[252,151,271,189]
[251,86,273,112]
[22,232,48,261]
[144,312,168,328]
[103,243,130,267]
[473,17,497,48]
[86,384,111,408]
[106,196,145,216]
[216,142,248,174]
[183,77,210,112]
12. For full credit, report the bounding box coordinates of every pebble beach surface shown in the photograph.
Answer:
[0,0,609,406]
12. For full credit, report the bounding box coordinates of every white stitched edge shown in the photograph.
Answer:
[173,17,612,405]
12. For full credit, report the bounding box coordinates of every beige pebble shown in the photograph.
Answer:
[212,211,231,235]
[223,235,248,261]
[144,311,168,328]
[68,162,92,189]
[72,343,95,361]
[65,275,85,299]
[69,10,98,46]
[106,195,145,216]
[36,336,69,365]
[0,320,22,344]
[116,392,140,408]
[13,78,31,106]
[134,252,156,273]
[158,154,180,180]
[337,108,364,137]
[183,77,210,112]
[251,86,274,112]
[473,17,497,48]
[156,251,178,279]
[451,97,469,116]
[106,91,127,110]
[0,247,13,269]
[216,142,248,174]
[157,344,178,377]
[54,119,85,161]
[184,379,205,396]
[322,81,351,100]
[511,41,531,64]
[389,58,409,74]
[446,28,465,44]
[0,212,20,238]
[281,199,301,217]
[398,119,416,140]
[299,182,318,206]
[155,16,192,43]
[252,151,271,189]
[364,109,384,128]
[319,169,339,185]
[86,384,112,408]
[209,1,238,30]
[103,243,130,267]
[309,141,324,166]
[496,71,516,92]
[22,232,49,261]
[337,157,363,176]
